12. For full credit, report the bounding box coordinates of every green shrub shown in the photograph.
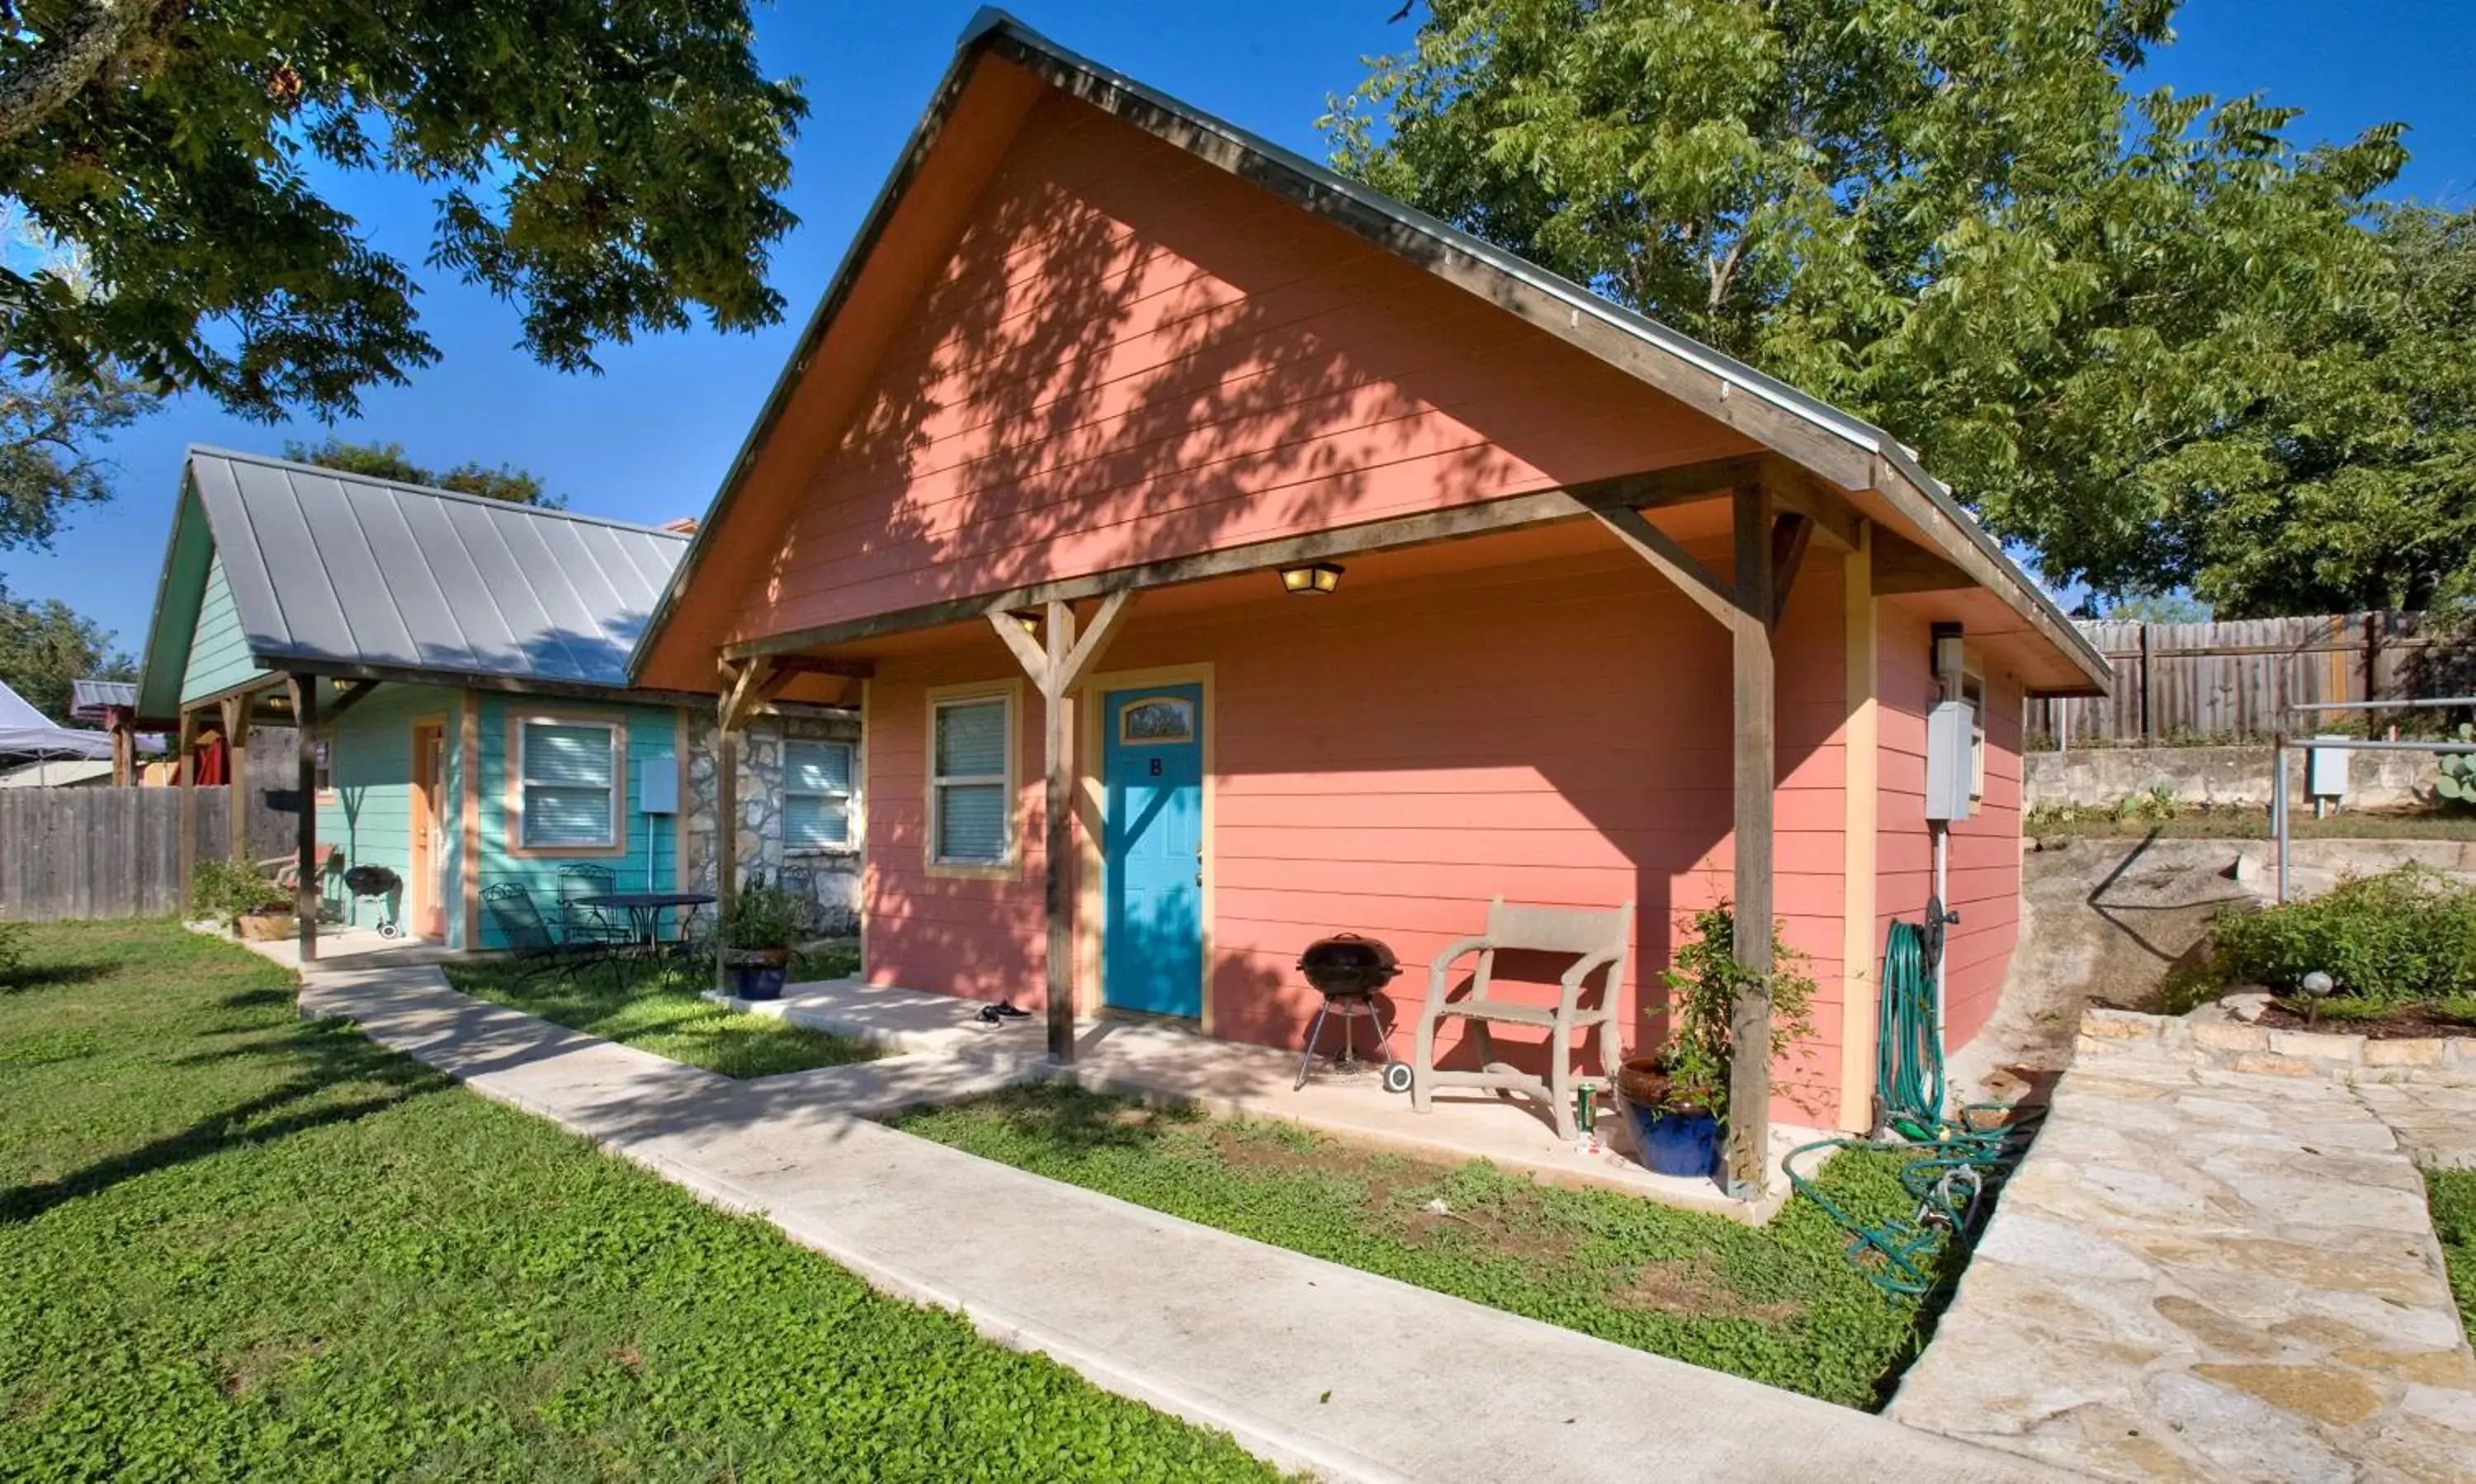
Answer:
[1651,903,1818,1110]
[2210,864,2476,1003]
[190,856,291,929]
[2439,723,2476,811]
[722,881,805,952]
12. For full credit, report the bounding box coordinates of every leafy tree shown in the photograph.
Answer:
[1325,0,2407,600]
[0,203,156,551]
[2168,206,2476,617]
[284,437,565,508]
[0,578,130,721]
[2093,590,2214,625]
[0,2,806,423]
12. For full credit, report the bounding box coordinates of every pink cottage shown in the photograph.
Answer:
[630,12,2110,1176]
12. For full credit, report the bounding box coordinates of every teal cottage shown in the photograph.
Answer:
[134,448,861,957]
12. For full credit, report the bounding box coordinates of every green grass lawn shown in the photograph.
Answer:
[891,1085,1950,1411]
[0,921,1278,1481]
[2432,1167,2476,1345]
[442,943,871,1078]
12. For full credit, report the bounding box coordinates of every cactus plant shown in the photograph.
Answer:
[2440,723,2476,808]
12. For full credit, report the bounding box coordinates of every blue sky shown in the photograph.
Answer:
[14,0,2476,655]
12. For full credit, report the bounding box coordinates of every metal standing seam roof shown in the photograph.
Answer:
[68,678,136,721]
[180,447,689,690]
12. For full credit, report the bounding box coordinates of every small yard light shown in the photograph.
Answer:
[1278,561,1344,597]
[2300,969,2335,1027]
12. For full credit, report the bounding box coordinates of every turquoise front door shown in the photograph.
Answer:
[1101,683,1204,1018]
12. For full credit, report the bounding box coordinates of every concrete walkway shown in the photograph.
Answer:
[713,974,1819,1221]
[274,949,2079,1484]
[1889,1037,2476,1482]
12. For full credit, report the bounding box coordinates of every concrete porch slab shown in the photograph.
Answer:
[716,976,1820,1222]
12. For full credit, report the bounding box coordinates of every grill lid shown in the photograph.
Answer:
[1297,933,1401,994]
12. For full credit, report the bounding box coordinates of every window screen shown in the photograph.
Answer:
[785,739,853,848]
[519,721,617,848]
[933,697,1009,863]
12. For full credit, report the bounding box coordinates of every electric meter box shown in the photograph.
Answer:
[2306,735,2351,800]
[1925,699,1976,823]
[638,759,679,815]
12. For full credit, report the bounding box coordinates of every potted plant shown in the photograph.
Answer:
[193,857,296,941]
[722,882,804,1000]
[1617,903,1817,1179]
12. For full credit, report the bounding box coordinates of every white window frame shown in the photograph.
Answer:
[1961,667,1989,802]
[784,737,857,852]
[926,685,1017,876]
[514,716,621,852]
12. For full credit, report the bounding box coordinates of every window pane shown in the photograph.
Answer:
[786,740,852,794]
[936,782,1007,862]
[786,793,850,848]
[525,784,612,847]
[524,723,613,787]
[1118,697,1193,744]
[935,700,1006,777]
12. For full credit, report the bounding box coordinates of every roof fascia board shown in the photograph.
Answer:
[134,466,214,718]
[272,655,853,719]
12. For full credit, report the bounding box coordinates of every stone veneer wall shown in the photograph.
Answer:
[2025,743,2441,812]
[684,711,865,934]
[2077,1004,2476,1082]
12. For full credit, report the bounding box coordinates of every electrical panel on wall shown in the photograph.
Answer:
[639,758,679,815]
[1925,700,1976,822]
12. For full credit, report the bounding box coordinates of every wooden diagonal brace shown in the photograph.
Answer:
[1590,504,1737,628]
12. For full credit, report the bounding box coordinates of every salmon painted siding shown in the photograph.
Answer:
[864,531,1853,1127]
[729,89,1755,647]
[1873,605,2025,1053]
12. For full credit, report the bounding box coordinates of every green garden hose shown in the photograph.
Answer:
[1784,919,2039,1301]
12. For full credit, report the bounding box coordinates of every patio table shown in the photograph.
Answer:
[573,891,716,977]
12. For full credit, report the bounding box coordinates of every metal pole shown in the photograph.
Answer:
[2273,736,2290,906]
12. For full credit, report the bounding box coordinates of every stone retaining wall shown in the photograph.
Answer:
[2025,743,2441,811]
[2076,1004,2476,1083]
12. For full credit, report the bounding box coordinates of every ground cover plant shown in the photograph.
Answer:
[443,943,868,1078]
[2431,1168,2476,1345]
[892,1084,1950,1410]
[0,920,1278,1481]
[2205,864,2476,1008]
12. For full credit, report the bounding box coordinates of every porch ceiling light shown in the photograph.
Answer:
[1005,608,1042,633]
[1278,561,1344,597]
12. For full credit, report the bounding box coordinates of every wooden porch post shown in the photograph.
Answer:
[176,707,201,911]
[988,590,1140,1064]
[1724,480,1777,1200]
[287,674,319,962]
[108,708,134,787]
[711,656,777,995]
[219,694,248,863]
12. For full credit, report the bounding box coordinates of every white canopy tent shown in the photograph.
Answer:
[0,678,113,763]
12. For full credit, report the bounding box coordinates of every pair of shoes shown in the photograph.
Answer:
[976,1002,1032,1025]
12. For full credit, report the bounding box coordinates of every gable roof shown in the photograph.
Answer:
[136,448,690,716]
[631,7,2109,695]
[68,678,135,723]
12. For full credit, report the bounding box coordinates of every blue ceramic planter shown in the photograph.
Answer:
[1626,1101,1720,1178]
[732,962,787,1000]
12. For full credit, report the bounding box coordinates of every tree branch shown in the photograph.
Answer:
[0,0,176,149]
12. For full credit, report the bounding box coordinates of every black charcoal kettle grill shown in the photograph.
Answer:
[1294,933,1412,1093]
[341,863,404,939]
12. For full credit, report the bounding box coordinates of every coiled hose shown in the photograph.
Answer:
[1784,919,2039,1301]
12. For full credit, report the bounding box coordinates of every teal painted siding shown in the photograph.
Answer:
[474,696,683,950]
[180,550,267,704]
[328,684,465,940]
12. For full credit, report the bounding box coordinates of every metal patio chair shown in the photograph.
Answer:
[555,863,631,948]
[1410,898,1633,1141]
[481,881,612,981]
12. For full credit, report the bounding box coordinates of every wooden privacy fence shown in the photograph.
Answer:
[0,785,299,923]
[2028,612,2476,749]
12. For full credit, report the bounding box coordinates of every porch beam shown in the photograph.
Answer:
[1871,529,1974,595]
[717,655,777,734]
[1770,513,1814,627]
[217,695,248,864]
[176,707,201,911]
[1763,465,1863,553]
[1588,505,1737,628]
[725,483,1616,661]
[286,674,319,962]
[1039,599,1080,1063]
[1562,453,1770,513]
[1726,481,1778,1201]
[1054,588,1138,696]
[319,678,380,730]
[767,653,877,680]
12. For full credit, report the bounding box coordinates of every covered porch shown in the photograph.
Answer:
[710,453,1967,1198]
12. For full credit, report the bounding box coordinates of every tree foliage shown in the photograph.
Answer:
[1325,0,2408,603]
[0,202,157,552]
[283,437,564,508]
[0,2,806,422]
[0,576,130,721]
[2168,206,2476,617]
